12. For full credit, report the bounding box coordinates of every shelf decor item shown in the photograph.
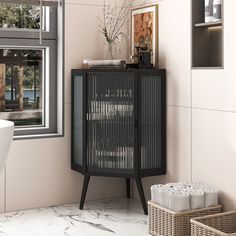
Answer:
[191,211,236,236]
[131,5,158,67]
[98,0,133,59]
[213,0,222,21]
[205,0,214,22]
[148,201,221,236]
[71,69,166,215]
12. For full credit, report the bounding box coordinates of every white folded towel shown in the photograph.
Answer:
[159,188,172,208]
[187,189,205,210]
[168,191,190,212]
[151,184,164,204]
[203,187,219,207]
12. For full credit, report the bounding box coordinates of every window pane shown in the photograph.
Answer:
[0,48,44,127]
[0,4,48,30]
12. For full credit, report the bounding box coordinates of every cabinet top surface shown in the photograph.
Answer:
[72,68,166,72]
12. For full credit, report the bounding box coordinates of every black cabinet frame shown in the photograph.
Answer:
[71,69,166,215]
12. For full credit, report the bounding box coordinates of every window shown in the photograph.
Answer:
[0,48,44,127]
[0,1,63,138]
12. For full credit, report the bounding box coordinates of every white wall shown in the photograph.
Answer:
[134,0,236,212]
[0,0,128,213]
[133,0,192,200]
[191,0,236,211]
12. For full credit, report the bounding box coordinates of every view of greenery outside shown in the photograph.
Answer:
[0,3,40,29]
[3,49,41,91]
[0,4,43,126]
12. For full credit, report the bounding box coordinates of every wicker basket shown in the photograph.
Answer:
[148,201,221,236]
[191,211,236,236]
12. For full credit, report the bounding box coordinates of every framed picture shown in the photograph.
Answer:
[131,5,158,67]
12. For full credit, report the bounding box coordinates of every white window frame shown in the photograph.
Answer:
[0,1,64,139]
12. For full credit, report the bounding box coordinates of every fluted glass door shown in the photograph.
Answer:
[87,71,135,175]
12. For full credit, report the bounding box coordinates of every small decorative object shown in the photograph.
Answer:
[205,0,214,23]
[213,0,222,21]
[148,201,221,236]
[137,48,153,68]
[191,211,236,236]
[98,1,133,60]
[131,5,158,67]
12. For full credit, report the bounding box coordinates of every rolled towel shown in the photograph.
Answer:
[179,181,192,187]
[174,185,191,192]
[151,184,164,204]
[168,191,190,212]
[194,183,216,190]
[179,181,201,189]
[165,183,181,189]
[203,187,219,207]
[159,188,172,208]
[191,183,203,190]
[187,189,205,210]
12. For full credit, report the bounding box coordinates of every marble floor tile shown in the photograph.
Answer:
[0,198,148,236]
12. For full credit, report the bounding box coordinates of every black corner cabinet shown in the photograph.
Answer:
[71,69,166,215]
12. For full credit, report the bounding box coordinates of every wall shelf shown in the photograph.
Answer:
[192,0,224,68]
[192,66,224,70]
[194,20,223,28]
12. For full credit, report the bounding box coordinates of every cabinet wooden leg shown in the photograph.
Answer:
[79,175,90,210]
[126,178,131,199]
[135,177,148,215]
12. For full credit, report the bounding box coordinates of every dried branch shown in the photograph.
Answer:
[98,0,133,44]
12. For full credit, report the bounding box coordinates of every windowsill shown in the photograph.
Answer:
[13,132,64,141]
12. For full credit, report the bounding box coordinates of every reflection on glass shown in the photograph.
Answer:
[0,48,44,126]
